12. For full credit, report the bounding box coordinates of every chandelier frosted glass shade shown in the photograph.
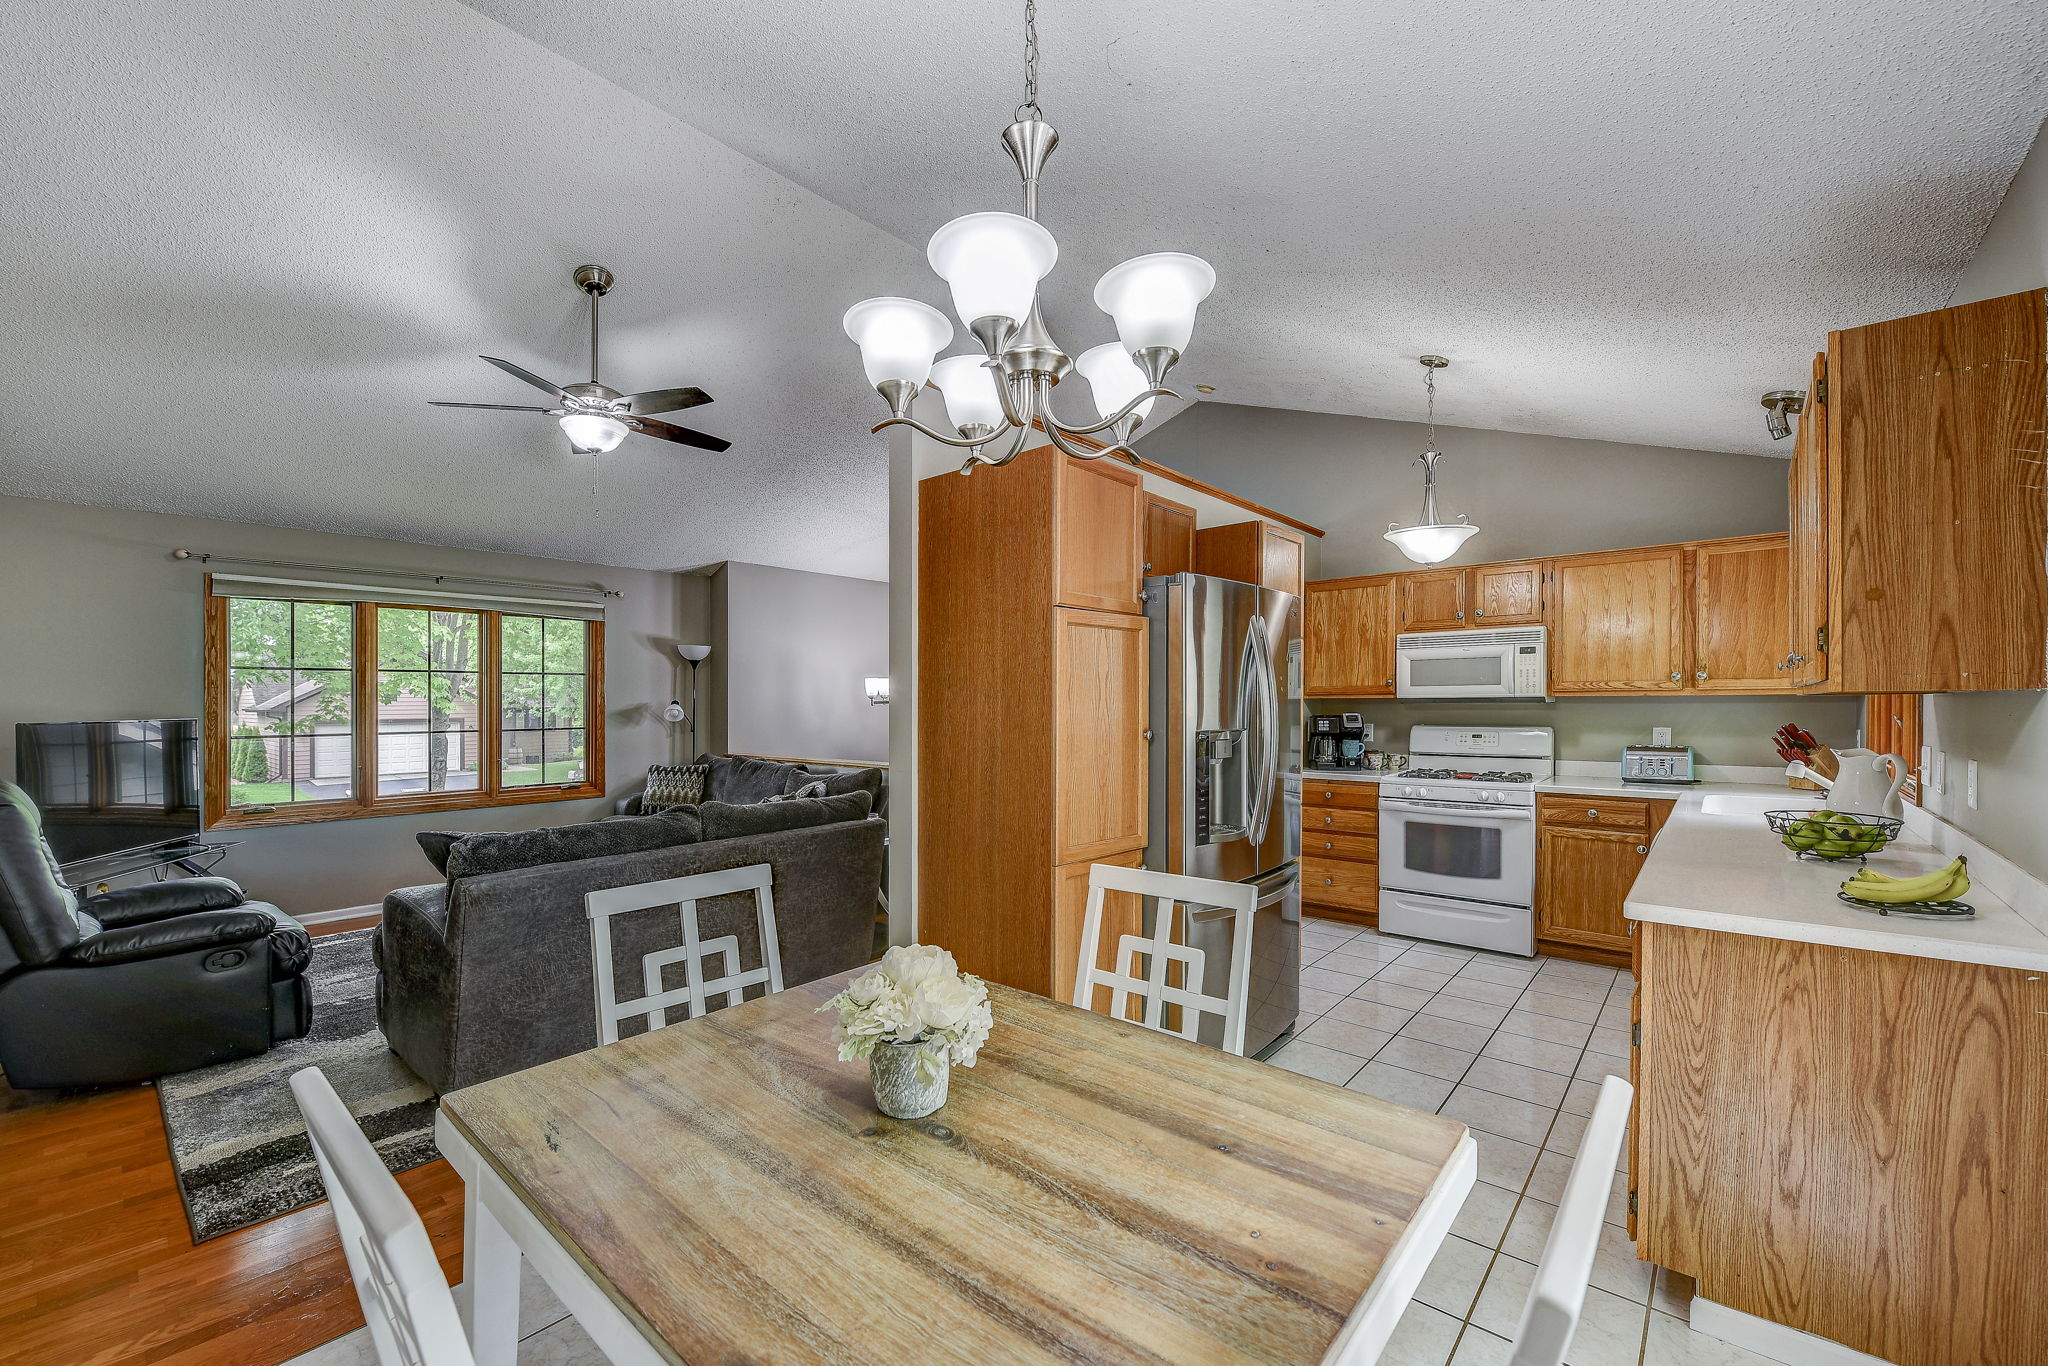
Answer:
[1076,343,1156,422]
[842,296,955,388]
[1384,520,1481,565]
[558,413,629,453]
[926,212,1058,328]
[930,355,1006,432]
[1093,252,1216,353]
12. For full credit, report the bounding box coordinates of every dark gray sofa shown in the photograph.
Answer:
[375,806,884,1093]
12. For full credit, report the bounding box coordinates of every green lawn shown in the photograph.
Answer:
[502,759,586,786]
[228,781,320,804]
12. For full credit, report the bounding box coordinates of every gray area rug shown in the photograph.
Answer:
[157,927,438,1242]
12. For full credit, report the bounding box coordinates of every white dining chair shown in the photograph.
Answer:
[1502,1074,1635,1365]
[290,1066,476,1366]
[1071,863,1259,1056]
[586,863,784,1044]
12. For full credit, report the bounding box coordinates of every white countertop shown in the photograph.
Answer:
[1625,790,2048,972]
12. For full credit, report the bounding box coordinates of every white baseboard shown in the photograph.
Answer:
[297,903,382,928]
[1692,1299,1899,1366]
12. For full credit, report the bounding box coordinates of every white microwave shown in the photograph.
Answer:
[1395,626,1548,700]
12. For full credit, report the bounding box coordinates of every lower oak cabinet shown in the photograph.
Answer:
[1301,782,1378,923]
[1633,921,2048,1365]
[1535,796,1671,954]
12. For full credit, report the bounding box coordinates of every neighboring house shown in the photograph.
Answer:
[234,675,485,790]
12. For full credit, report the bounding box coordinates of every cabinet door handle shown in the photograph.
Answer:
[1321,840,1334,849]
[1322,814,1334,825]
[1474,608,1484,617]
[1636,845,1649,854]
[1321,790,1335,799]
[1323,876,1334,885]
[1669,671,1682,681]
[1587,809,1600,818]
[1142,730,1153,741]
[1695,670,1708,680]
[1455,609,1465,619]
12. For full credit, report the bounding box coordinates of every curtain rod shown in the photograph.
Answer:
[170,549,623,599]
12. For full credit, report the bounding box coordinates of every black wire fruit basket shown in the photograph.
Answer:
[1764,809,1903,861]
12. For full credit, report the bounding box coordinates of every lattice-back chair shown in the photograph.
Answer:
[290,1066,475,1366]
[585,863,784,1044]
[1070,863,1260,1056]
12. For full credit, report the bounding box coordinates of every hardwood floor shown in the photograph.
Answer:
[0,918,462,1366]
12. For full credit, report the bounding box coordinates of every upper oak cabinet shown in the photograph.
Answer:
[1056,457,1146,614]
[1690,535,1793,692]
[1469,560,1546,626]
[1306,576,1396,697]
[1800,288,2047,693]
[1786,350,1830,690]
[1141,491,1197,579]
[1398,568,1467,631]
[1194,519,1307,598]
[1548,546,1688,691]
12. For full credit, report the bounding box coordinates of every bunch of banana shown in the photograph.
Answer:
[1779,809,1893,859]
[1840,856,1970,905]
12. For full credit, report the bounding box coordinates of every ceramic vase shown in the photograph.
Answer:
[870,1039,949,1119]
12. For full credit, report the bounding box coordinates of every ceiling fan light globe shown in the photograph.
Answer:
[1383,522,1482,566]
[929,354,1007,433]
[842,296,955,389]
[1093,252,1215,354]
[926,212,1058,330]
[559,413,629,453]
[1075,343,1156,422]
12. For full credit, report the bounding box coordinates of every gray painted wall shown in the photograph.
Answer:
[1139,403,1792,580]
[715,561,888,766]
[0,494,708,916]
[1314,696,1863,770]
[1924,117,2048,880]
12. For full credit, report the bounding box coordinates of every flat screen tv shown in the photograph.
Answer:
[15,719,202,865]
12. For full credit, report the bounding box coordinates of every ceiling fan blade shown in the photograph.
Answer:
[621,385,711,415]
[428,400,554,412]
[480,355,569,398]
[628,415,732,452]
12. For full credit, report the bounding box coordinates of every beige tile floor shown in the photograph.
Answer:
[1277,916,1784,1366]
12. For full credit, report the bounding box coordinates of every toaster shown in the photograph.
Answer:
[1622,745,1696,785]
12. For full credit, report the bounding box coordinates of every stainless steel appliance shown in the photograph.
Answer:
[1395,626,1548,700]
[1622,744,1696,785]
[1337,713,1368,769]
[1378,725,1555,956]
[1143,573,1302,1055]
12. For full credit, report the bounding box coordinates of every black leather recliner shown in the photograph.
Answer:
[0,781,313,1089]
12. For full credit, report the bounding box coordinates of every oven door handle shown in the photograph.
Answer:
[1381,799,1535,820]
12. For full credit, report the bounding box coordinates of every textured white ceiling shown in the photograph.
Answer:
[463,0,2048,459]
[0,0,926,577]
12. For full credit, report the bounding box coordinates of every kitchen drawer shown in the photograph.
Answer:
[1304,806,1377,836]
[1303,857,1378,911]
[1304,831,1377,864]
[1538,795,1653,831]
[1303,781,1379,811]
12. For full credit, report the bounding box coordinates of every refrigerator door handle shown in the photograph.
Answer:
[1244,612,1280,847]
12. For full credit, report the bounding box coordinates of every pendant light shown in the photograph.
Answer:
[1384,355,1481,565]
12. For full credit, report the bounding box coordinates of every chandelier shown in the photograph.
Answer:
[1384,355,1482,565]
[841,0,1215,473]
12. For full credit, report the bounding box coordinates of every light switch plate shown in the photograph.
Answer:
[1652,726,1672,747]
[1966,759,1979,810]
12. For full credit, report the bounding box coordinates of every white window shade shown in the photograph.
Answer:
[205,573,607,621]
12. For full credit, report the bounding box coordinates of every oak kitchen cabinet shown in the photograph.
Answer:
[1393,560,1547,632]
[1547,545,1689,692]
[1194,518,1306,597]
[1689,534,1792,691]
[1792,287,2047,693]
[1397,567,1468,631]
[1786,350,1830,689]
[1141,490,1197,578]
[1536,795,1671,953]
[1300,781,1378,923]
[918,447,1150,1000]
[1305,576,1397,698]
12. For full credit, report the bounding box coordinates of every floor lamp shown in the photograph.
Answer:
[672,644,711,762]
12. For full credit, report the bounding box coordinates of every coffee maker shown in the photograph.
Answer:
[1337,713,1368,770]
[1308,714,1342,770]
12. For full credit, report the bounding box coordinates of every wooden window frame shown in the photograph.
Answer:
[1863,692,1923,806]
[204,589,606,830]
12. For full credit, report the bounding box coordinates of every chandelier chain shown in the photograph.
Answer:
[1424,363,1437,451]
[1016,0,1042,122]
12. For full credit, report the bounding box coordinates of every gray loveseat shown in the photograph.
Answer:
[375,789,884,1093]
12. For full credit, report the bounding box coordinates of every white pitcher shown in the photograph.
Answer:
[1826,749,1908,817]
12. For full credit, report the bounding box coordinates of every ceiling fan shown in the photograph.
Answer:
[430,264,731,455]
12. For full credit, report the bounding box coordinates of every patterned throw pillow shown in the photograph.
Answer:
[766,779,828,803]
[642,763,708,812]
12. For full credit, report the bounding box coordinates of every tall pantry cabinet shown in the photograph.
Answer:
[918,446,1151,1004]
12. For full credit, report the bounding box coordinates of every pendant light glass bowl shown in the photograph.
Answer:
[929,354,1007,432]
[842,297,956,388]
[926,212,1059,329]
[1075,343,1157,422]
[558,413,630,453]
[1384,519,1480,565]
[1092,252,1216,353]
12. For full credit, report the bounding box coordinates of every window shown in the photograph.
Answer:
[205,587,604,827]
[1864,693,1923,805]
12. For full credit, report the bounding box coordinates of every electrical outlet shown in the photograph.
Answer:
[1651,726,1672,747]
[1933,750,1949,797]
[1966,759,1979,810]
[1359,724,1375,743]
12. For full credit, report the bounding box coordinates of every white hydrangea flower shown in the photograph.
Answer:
[820,947,992,1068]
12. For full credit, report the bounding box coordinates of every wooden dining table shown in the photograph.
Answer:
[435,971,1475,1366]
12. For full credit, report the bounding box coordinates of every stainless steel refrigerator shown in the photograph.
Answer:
[1141,573,1303,1057]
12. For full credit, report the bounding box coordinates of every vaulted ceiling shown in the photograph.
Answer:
[2,0,2043,577]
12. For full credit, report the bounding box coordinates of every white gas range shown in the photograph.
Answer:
[1378,725,1556,957]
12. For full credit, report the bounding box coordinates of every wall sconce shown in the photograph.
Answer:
[865,676,892,706]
